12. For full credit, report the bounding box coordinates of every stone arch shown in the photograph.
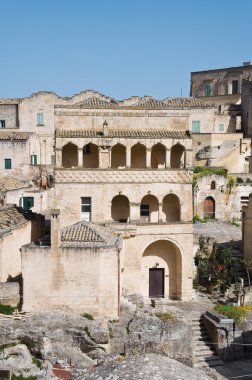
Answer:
[131,143,146,168]
[140,194,159,222]
[203,196,215,219]
[162,194,181,222]
[83,143,99,168]
[210,180,216,190]
[170,144,185,168]
[111,195,130,222]
[62,142,78,168]
[151,143,166,168]
[111,143,126,168]
[141,239,182,299]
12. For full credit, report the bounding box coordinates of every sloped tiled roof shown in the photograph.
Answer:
[0,176,30,191]
[0,98,20,105]
[0,131,30,140]
[164,97,211,108]
[56,129,191,139]
[73,97,118,108]
[0,205,36,234]
[61,221,119,247]
[132,97,167,108]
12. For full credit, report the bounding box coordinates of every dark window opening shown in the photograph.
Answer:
[232,80,239,94]
[0,120,6,128]
[4,159,11,169]
[140,204,149,216]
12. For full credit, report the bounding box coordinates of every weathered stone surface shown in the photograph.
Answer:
[0,344,40,377]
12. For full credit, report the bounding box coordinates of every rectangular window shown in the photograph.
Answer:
[0,120,6,128]
[192,120,201,133]
[31,154,38,165]
[4,159,11,169]
[219,124,224,132]
[232,80,239,94]
[21,197,34,210]
[204,84,211,96]
[140,204,149,217]
[37,112,44,125]
[81,197,91,221]
[83,144,91,154]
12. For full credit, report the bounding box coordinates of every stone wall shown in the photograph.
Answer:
[0,282,19,306]
[0,104,18,129]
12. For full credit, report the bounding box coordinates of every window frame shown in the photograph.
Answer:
[0,120,6,128]
[31,154,38,166]
[4,158,11,169]
[192,120,201,133]
[140,204,150,217]
[81,197,91,221]
[36,112,44,126]
[219,123,224,132]
[204,84,211,96]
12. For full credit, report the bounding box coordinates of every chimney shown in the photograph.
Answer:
[243,61,251,66]
[50,209,61,251]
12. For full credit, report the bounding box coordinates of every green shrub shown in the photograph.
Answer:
[236,177,244,183]
[155,312,174,322]
[32,356,42,369]
[0,304,17,315]
[82,312,94,320]
[11,376,37,380]
[213,304,249,324]
[193,214,204,223]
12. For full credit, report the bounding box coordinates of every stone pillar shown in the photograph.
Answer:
[78,148,83,168]
[166,149,171,168]
[50,209,61,252]
[129,203,140,223]
[99,147,110,169]
[55,149,62,168]
[158,203,163,222]
[146,148,151,169]
[126,146,131,168]
[183,150,187,168]
[185,149,193,168]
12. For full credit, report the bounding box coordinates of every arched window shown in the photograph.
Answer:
[131,143,146,168]
[111,144,126,168]
[151,143,166,168]
[83,143,99,168]
[203,197,215,219]
[162,194,180,222]
[140,194,159,223]
[111,195,130,222]
[62,143,78,168]
[170,144,185,168]
[210,181,216,190]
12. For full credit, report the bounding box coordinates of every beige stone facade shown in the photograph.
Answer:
[242,193,252,262]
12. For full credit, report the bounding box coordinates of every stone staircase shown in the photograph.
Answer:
[191,316,223,369]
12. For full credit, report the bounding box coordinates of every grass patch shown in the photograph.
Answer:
[213,304,252,324]
[155,312,174,322]
[11,376,37,380]
[0,342,17,351]
[32,356,42,369]
[82,312,94,320]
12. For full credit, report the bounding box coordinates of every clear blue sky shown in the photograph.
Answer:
[1,0,251,100]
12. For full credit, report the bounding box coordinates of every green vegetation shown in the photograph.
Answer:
[227,175,236,190]
[82,312,94,320]
[213,304,252,324]
[32,356,42,369]
[193,214,205,223]
[84,326,91,337]
[193,167,228,187]
[11,376,37,380]
[230,218,240,227]
[0,342,17,351]
[0,304,18,315]
[155,312,174,322]
[236,177,244,184]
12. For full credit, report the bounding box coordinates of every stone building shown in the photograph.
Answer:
[20,92,194,316]
[242,193,252,262]
[0,205,44,282]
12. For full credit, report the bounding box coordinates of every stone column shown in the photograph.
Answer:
[99,147,110,169]
[146,148,151,169]
[55,148,62,168]
[126,146,131,168]
[185,149,193,168]
[166,149,171,168]
[129,203,140,223]
[158,203,163,222]
[78,148,83,168]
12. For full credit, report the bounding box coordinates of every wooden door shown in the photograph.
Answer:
[149,268,164,298]
[203,197,215,219]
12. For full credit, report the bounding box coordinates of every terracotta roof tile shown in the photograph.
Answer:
[74,97,118,108]
[61,221,118,247]
[0,176,30,191]
[164,97,211,108]
[0,132,30,140]
[0,205,35,233]
[56,129,191,139]
[0,98,20,105]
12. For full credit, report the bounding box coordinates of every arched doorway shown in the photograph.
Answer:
[141,240,182,299]
[131,143,146,168]
[111,195,130,222]
[62,143,78,168]
[83,143,99,168]
[111,144,126,168]
[140,194,159,222]
[170,144,185,168]
[203,196,215,219]
[151,143,166,168]
[162,194,180,222]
